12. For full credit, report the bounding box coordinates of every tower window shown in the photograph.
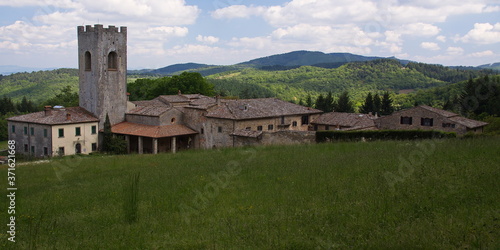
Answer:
[85,51,91,71]
[108,51,118,70]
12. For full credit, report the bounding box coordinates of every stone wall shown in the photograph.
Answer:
[375,106,468,134]
[233,130,316,147]
[8,121,52,157]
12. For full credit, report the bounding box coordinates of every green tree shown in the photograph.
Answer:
[335,91,354,113]
[17,96,36,113]
[315,94,326,111]
[102,114,112,153]
[305,94,313,107]
[360,92,374,114]
[380,91,394,115]
[0,96,16,115]
[373,93,381,114]
[43,86,79,108]
[324,91,335,112]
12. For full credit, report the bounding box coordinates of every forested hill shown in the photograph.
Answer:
[207,59,493,103]
[0,68,78,103]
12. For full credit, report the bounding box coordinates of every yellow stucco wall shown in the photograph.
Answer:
[51,122,99,156]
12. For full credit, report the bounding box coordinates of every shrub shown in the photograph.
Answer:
[316,130,456,142]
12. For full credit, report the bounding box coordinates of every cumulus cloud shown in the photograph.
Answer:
[196,35,219,44]
[468,50,494,57]
[421,42,440,51]
[447,47,464,55]
[461,23,500,44]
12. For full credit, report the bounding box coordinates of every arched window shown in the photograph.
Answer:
[84,51,91,71]
[108,51,118,70]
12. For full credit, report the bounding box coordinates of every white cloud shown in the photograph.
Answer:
[461,23,500,44]
[196,35,219,44]
[468,50,494,57]
[436,35,446,42]
[211,5,264,19]
[447,46,464,55]
[421,42,440,51]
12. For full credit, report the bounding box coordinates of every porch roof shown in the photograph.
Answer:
[111,122,197,138]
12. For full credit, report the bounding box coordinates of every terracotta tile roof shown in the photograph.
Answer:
[156,95,190,103]
[448,116,488,129]
[312,112,376,129]
[111,122,197,138]
[419,105,458,118]
[7,107,98,125]
[132,99,170,107]
[126,105,172,117]
[206,98,322,120]
[230,129,263,138]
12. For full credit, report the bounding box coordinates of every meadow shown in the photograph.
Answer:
[1,137,499,249]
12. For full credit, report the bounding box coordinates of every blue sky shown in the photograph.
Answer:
[0,0,499,69]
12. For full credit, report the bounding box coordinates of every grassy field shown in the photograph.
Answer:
[0,141,7,151]
[1,138,499,248]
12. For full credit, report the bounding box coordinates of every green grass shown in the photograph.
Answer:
[1,138,499,248]
[0,141,7,151]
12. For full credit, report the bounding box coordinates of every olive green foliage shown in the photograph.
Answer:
[0,69,78,103]
[42,85,79,108]
[316,130,456,142]
[127,72,215,101]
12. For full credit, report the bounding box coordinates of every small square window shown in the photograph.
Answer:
[91,125,97,134]
[292,121,298,127]
[268,124,274,131]
[257,126,263,131]
[400,116,412,125]
[301,115,309,125]
[217,127,222,133]
[75,127,81,136]
[58,147,65,156]
[58,128,64,138]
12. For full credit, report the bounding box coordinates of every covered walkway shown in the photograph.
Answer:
[111,122,197,154]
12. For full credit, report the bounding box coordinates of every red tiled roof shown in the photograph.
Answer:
[206,98,322,120]
[7,107,98,125]
[126,105,172,116]
[311,112,376,129]
[448,116,488,129]
[111,122,197,138]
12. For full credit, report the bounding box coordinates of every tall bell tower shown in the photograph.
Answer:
[77,24,127,129]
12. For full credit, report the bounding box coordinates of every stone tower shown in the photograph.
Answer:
[77,24,127,129]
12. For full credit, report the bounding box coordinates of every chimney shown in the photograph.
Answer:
[178,90,182,95]
[216,95,221,105]
[66,113,71,121]
[44,106,52,116]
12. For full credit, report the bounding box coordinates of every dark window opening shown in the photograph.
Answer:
[217,127,222,133]
[325,125,330,130]
[75,127,81,136]
[108,51,118,70]
[257,126,263,131]
[58,128,64,138]
[91,125,97,134]
[44,129,48,137]
[24,144,28,152]
[201,128,204,134]
[58,147,65,156]
[75,143,82,154]
[11,125,15,133]
[301,115,309,125]
[44,147,48,156]
[30,127,34,135]
[31,146,35,154]
[421,118,433,127]
[281,116,285,124]
[91,143,97,152]
[292,121,298,127]
[268,124,274,131]
[24,127,28,135]
[245,127,251,130]
[84,51,91,71]
[400,116,413,125]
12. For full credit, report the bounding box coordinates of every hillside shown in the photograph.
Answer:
[0,68,78,103]
[1,138,499,248]
[479,62,500,71]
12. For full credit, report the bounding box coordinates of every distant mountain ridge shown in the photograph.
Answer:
[0,65,56,75]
